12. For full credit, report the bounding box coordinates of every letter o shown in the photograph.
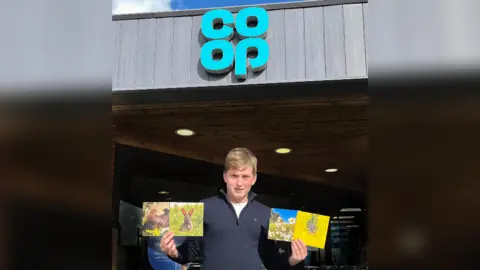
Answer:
[235,7,269,39]
[200,40,235,74]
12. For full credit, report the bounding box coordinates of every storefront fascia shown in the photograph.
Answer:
[112,0,368,101]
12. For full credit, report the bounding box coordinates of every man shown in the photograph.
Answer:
[160,148,307,270]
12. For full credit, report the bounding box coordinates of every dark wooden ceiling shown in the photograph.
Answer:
[112,81,368,192]
[113,143,366,214]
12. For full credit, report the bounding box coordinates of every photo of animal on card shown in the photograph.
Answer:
[267,208,298,242]
[141,202,171,237]
[267,208,330,249]
[168,202,204,236]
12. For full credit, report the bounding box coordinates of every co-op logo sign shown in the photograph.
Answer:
[200,7,269,79]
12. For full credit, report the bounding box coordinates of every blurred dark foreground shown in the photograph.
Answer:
[1,90,112,270]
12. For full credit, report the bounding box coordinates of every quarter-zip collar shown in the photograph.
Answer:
[219,189,257,226]
[219,189,257,203]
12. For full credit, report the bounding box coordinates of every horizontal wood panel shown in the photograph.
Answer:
[113,3,368,90]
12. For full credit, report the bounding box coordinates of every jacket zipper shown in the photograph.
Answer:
[220,190,256,226]
[225,202,239,225]
[237,201,252,226]
[226,199,253,226]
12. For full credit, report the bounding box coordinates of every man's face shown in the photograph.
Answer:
[223,166,256,203]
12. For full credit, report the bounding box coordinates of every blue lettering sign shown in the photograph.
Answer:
[200,7,269,80]
[235,7,269,39]
[234,38,269,79]
[200,40,234,74]
[201,9,235,41]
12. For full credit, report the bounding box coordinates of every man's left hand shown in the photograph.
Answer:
[288,239,308,266]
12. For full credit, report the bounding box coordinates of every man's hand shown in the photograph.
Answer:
[288,239,307,266]
[160,231,179,258]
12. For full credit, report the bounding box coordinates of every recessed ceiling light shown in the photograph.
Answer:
[175,128,195,137]
[165,197,172,201]
[338,216,355,219]
[325,168,338,172]
[158,191,169,195]
[340,208,362,212]
[275,148,292,154]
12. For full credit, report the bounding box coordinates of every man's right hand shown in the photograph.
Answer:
[160,231,178,258]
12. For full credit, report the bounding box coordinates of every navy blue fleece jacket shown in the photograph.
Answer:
[170,190,304,270]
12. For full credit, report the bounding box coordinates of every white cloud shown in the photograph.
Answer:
[113,0,173,15]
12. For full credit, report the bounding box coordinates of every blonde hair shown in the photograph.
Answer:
[224,148,258,175]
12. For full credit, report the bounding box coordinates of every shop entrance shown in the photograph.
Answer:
[112,79,368,269]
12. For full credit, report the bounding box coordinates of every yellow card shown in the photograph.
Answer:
[292,211,330,249]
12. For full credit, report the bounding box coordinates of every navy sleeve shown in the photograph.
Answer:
[260,238,305,270]
[169,237,202,265]
[259,235,289,270]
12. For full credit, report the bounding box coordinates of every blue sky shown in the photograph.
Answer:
[272,208,298,222]
[113,0,307,14]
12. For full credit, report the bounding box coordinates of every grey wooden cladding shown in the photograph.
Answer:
[172,17,193,84]
[362,3,368,74]
[154,18,174,86]
[135,19,156,88]
[113,3,368,90]
[117,20,138,89]
[285,9,306,80]
[112,22,121,89]
[265,10,286,82]
[190,15,209,85]
[324,5,346,78]
[304,7,326,79]
[343,4,366,77]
